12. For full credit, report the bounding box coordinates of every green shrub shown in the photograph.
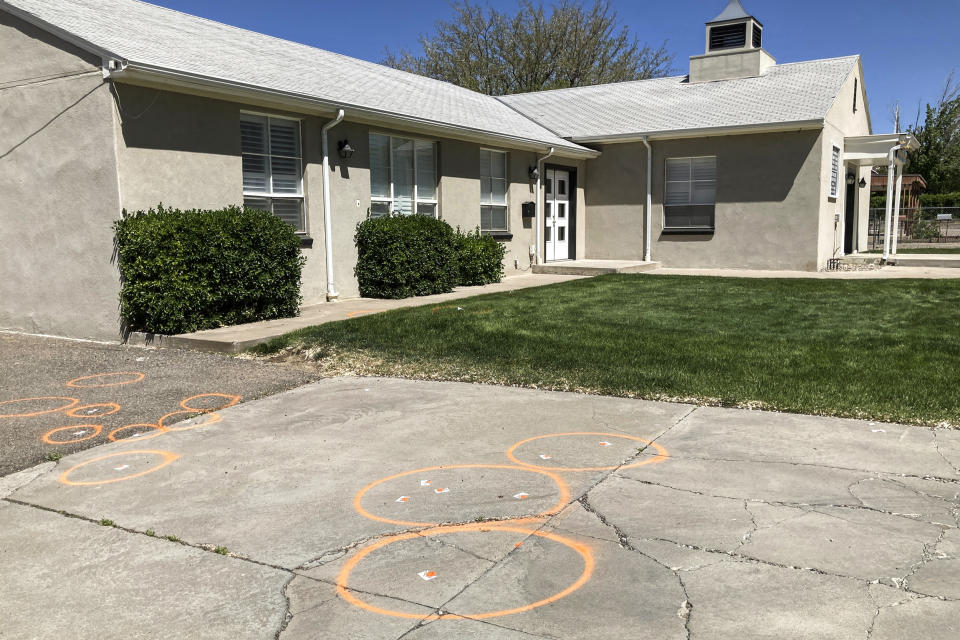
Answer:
[354,215,458,299]
[455,228,506,286]
[920,192,960,208]
[870,195,886,209]
[114,204,305,334]
[911,219,941,241]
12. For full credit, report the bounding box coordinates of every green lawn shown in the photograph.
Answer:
[255,275,960,426]
[866,248,960,254]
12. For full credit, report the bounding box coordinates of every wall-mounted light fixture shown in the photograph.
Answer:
[846,173,856,185]
[337,140,354,159]
[859,177,867,188]
[528,166,539,181]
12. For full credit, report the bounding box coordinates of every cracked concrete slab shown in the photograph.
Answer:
[870,596,960,639]
[0,501,289,640]
[2,377,957,638]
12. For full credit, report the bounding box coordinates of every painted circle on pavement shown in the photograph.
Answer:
[158,410,222,431]
[354,464,570,528]
[179,393,241,412]
[336,522,594,620]
[41,424,103,445]
[0,396,79,418]
[108,423,165,442]
[66,372,145,388]
[59,450,180,486]
[506,432,669,472]
[66,403,121,418]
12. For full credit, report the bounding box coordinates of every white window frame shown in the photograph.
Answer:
[480,148,509,233]
[663,155,717,230]
[369,132,439,218]
[240,111,306,232]
[829,143,841,199]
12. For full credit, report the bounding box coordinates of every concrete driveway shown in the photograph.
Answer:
[1,377,958,639]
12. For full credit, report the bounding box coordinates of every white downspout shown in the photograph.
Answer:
[321,109,344,301]
[881,144,901,262]
[641,136,652,262]
[891,162,904,257]
[534,146,555,265]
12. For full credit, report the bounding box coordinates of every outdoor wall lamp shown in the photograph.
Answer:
[859,177,867,188]
[846,173,856,185]
[528,166,540,180]
[337,139,354,159]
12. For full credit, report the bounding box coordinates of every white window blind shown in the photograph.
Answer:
[241,114,305,232]
[480,149,508,232]
[830,145,841,199]
[369,133,438,217]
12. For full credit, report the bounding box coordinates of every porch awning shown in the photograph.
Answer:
[843,133,919,167]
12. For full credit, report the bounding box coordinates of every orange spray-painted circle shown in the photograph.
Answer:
[66,372,145,388]
[336,522,594,620]
[0,396,79,418]
[41,424,103,445]
[65,403,121,418]
[506,432,669,472]
[179,393,241,413]
[158,410,222,431]
[354,464,570,528]
[59,450,180,486]
[108,423,165,442]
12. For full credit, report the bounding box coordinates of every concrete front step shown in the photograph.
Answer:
[533,260,660,276]
[889,254,960,268]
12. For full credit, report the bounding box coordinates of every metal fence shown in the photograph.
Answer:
[867,207,960,250]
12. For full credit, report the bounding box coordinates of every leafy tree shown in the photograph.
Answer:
[906,72,960,194]
[383,0,673,95]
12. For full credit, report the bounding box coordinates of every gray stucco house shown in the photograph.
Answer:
[1,0,897,340]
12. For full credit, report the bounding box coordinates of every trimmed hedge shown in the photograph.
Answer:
[354,215,459,298]
[456,227,506,286]
[920,192,960,208]
[114,204,305,335]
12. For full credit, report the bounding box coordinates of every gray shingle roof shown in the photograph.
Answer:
[498,56,859,141]
[1,0,590,155]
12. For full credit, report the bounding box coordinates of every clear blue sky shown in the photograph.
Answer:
[150,0,957,133]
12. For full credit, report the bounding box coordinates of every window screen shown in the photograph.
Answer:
[664,157,717,230]
[369,133,438,217]
[480,149,508,232]
[241,114,304,232]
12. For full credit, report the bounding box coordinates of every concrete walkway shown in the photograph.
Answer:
[651,265,960,279]
[134,273,583,354]
[1,377,958,639]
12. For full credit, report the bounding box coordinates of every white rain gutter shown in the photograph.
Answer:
[321,109,345,300]
[534,146,556,265]
[882,143,905,262]
[641,136,653,262]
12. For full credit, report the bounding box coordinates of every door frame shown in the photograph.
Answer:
[543,164,577,261]
[843,165,857,255]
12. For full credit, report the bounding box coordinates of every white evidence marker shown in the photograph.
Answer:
[418,570,437,581]
[72,430,88,436]
[599,441,612,447]
[420,479,432,487]
[513,492,529,500]
[434,487,450,494]
[396,496,410,503]
[114,465,130,471]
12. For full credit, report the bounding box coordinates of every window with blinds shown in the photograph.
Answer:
[830,145,841,199]
[480,149,508,232]
[240,114,305,232]
[664,156,717,231]
[369,133,438,217]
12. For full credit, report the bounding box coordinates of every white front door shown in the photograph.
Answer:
[544,169,570,261]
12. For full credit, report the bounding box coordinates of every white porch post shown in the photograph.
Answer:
[891,162,904,257]
[882,153,896,261]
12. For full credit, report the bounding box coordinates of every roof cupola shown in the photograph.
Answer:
[689,0,775,83]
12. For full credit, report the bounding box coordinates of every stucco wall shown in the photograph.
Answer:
[0,11,124,340]
[109,87,571,302]
[584,131,824,270]
[819,64,872,264]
